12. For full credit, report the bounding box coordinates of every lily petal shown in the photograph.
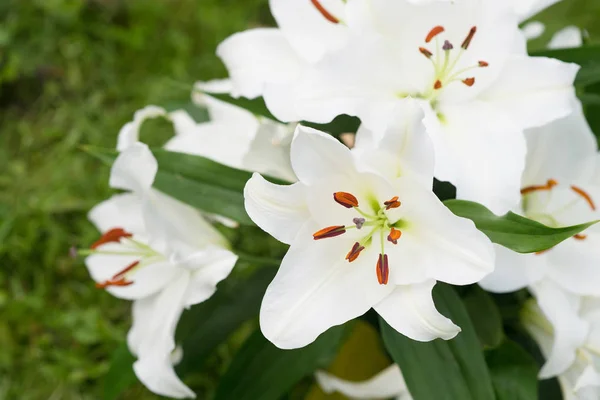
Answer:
[548,26,583,49]
[291,125,357,184]
[88,193,145,235]
[374,281,461,342]
[481,54,579,130]
[479,245,546,293]
[244,173,309,245]
[532,280,589,378]
[316,364,410,399]
[512,0,562,22]
[110,143,158,194]
[128,273,195,398]
[217,28,304,99]
[117,106,168,151]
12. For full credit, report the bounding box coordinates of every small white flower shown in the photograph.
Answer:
[479,101,600,297]
[522,282,600,399]
[244,124,494,349]
[293,0,579,214]
[117,80,296,183]
[548,26,583,50]
[86,144,238,399]
[316,364,413,400]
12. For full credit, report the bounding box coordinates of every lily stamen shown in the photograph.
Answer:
[334,192,359,208]
[426,26,445,43]
[461,26,477,49]
[521,179,559,195]
[574,234,588,240]
[310,0,340,24]
[384,196,401,210]
[387,228,402,245]
[376,254,390,285]
[91,227,133,249]
[313,225,347,240]
[571,185,596,211]
[346,242,365,262]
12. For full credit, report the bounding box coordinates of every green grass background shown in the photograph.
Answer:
[0,0,598,399]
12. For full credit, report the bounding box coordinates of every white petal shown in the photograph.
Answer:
[574,365,600,392]
[479,245,546,293]
[169,110,199,136]
[353,101,434,186]
[133,357,196,399]
[548,26,582,49]
[316,365,410,399]
[375,281,461,342]
[110,143,157,193]
[481,54,579,130]
[179,247,238,307]
[295,34,402,132]
[164,121,254,169]
[117,106,168,151]
[513,0,562,22]
[244,173,309,245]
[291,125,357,184]
[270,0,348,64]
[128,274,195,398]
[531,280,589,378]
[423,101,525,215]
[522,100,597,187]
[388,177,495,286]
[216,28,304,99]
[260,222,393,349]
[241,120,296,182]
[88,193,145,234]
[545,233,600,297]
[522,21,546,40]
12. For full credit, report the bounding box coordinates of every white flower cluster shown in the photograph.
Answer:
[84,0,600,398]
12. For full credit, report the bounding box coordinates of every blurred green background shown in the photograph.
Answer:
[0,0,599,399]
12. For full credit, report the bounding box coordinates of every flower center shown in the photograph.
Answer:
[418,25,488,101]
[520,179,596,254]
[84,227,165,289]
[312,192,404,285]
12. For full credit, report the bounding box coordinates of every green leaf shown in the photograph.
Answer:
[445,200,598,253]
[205,93,278,121]
[164,101,210,123]
[486,340,539,400]
[380,284,496,400]
[84,146,255,225]
[579,92,600,106]
[103,343,137,400]
[532,45,600,87]
[463,286,504,349]
[175,267,277,375]
[303,114,361,137]
[213,325,348,400]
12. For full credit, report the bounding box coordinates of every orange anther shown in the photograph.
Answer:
[384,196,401,210]
[376,254,389,285]
[461,26,477,49]
[426,26,445,43]
[346,242,365,262]
[91,227,133,250]
[313,225,346,240]
[478,61,489,67]
[334,192,359,208]
[96,277,134,289]
[574,234,588,240]
[462,77,475,87]
[387,228,402,245]
[434,80,443,90]
[571,185,596,211]
[310,0,339,23]
[419,47,433,58]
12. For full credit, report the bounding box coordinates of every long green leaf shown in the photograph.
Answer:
[463,285,504,349]
[175,267,277,375]
[103,343,137,400]
[486,340,539,400]
[445,200,598,253]
[380,284,496,400]
[213,325,348,400]
[532,45,600,87]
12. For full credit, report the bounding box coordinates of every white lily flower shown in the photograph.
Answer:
[244,124,494,349]
[217,0,353,121]
[316,364,413,400]
[117,81,296,183]
[479,101,600,297]
[548,26,583,50]
[521,281,600,399]
[85,144,238,399]
[294,0,579,214]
